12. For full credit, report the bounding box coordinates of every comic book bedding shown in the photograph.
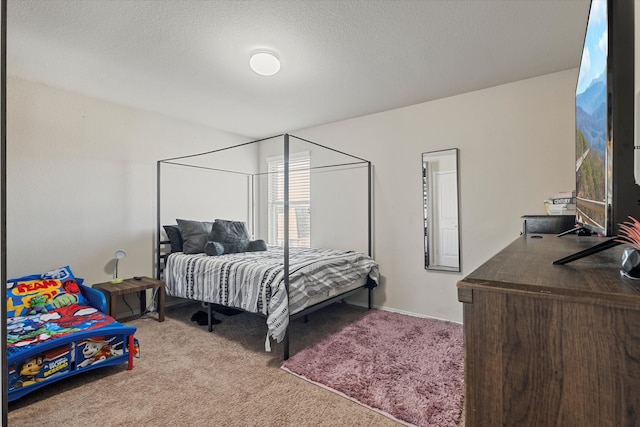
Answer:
[164,246,379,345]
[6,266,139,402]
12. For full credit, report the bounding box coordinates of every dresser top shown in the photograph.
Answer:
[458,234,640,304]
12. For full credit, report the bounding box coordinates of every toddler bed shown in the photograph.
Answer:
[6,266,139,402]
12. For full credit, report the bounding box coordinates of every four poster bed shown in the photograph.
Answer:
[156,134,377,359]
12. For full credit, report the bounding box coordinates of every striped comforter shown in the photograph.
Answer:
[164,246,379,344]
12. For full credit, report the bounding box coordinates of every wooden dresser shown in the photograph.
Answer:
[457,234,640,426]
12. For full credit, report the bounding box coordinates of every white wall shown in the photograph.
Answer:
[254,135,370,253]
[7,76,247,285]
[295,69,576,322]
[159,142,259,233]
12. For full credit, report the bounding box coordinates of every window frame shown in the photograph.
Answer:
[267,151,311,248]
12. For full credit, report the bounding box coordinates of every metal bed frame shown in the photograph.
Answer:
[155,133,374,359]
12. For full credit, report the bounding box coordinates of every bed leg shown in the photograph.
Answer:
[208,303,213,333]
[284,330,290,360]
[368,288,372,310]
[127,335,134,370]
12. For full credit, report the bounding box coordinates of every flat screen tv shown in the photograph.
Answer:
[556,0,638,264]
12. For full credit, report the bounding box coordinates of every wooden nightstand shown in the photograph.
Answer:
[93,277,165,322]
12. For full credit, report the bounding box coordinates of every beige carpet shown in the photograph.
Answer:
[8,302,405,427]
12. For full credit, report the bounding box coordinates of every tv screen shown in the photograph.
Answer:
[575,0,637,237]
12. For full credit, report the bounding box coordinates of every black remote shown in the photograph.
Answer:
[133,276,142,280]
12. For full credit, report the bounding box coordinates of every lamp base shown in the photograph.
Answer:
[111,278,124,284]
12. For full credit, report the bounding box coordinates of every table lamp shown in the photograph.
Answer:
[112,249,127,284]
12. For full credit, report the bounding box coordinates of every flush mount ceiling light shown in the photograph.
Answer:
[249,51,281,76]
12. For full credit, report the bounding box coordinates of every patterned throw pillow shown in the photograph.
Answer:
[7,266,88,317]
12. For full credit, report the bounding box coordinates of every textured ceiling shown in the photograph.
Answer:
[7,0,590,138]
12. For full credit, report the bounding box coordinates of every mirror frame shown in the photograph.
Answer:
[422,148,461,272]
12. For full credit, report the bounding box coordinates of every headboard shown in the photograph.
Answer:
[156,239,171,280]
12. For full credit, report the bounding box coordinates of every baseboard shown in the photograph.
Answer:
[346,300,462,325]
[148,293,462,325]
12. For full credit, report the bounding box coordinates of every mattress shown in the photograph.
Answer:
[165,246,379,343]
[8,304,119,357]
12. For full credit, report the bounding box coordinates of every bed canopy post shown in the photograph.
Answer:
[368,161,372,257]
[156,160,162,279]
[1,0,8,419]
[248,174,255,237]
[368,161,373,310]
[283,133,291,360]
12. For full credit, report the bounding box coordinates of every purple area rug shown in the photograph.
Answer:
[282,309,464,427]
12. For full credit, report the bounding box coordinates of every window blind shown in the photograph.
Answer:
[268,153,311,247]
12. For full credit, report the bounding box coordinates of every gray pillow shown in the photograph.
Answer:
[204,241,225,256]
[248,239,267,252]
[163,225,183,253]
[210,219,250,253]
[176,219,213,254]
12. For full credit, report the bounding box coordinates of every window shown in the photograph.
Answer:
[268,153,310,247]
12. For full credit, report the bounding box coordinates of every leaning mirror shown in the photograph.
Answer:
[422,148,460,272]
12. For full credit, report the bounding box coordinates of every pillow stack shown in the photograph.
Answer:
[166,219,267,256]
